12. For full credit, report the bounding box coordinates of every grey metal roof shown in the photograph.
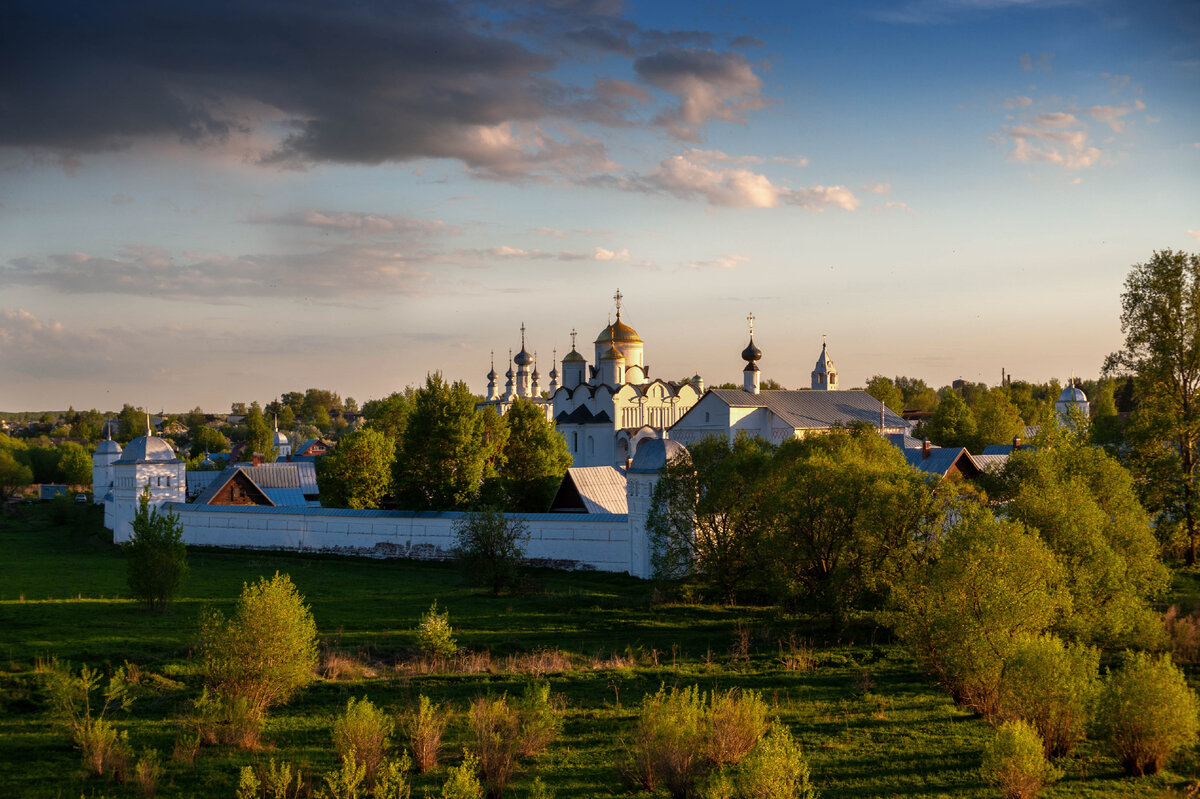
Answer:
[885,432,925,449]
[902,447,980,478]
[191,466,274,506]
[563,466,628,514]
[262,487,308,506]
[972,453,1009,472]
[703,389,910,431]
[167,503,626,521]
[115,435,177,463]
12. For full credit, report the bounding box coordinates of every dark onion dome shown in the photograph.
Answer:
[549,366,558,378]
[514,347,533,366]
[594,314,643,344]
[532,366,541,380]
[505,364,514,378]
[487,366,498,381]
[741,336,762,363]
[562,348,586,363]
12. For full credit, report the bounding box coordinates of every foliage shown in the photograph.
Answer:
[1094,650,1200,776]
[895,375,938,412]
[648,434,775,604]
[709,721,816,799]
[393,373,504,510]
[124,486,189,612]
[319,750,366,799]
[57,441,93,484]
[452,509,530,595]
[199,572,319,745]
[373,754,413,799]
[497,398,572,512]
[888,507,1071,718]
[980,720,1060,799]
[244,402,277,462]
[318,428,396,509]
[973,388,1024,449]
[406,695,447,773]
[333,697,395,786]
[469,694,520,797]
[998,635,1099,758]
[415,601,458,658]
[117,403,147,443]
[1105,249,1200,563]
[765,427,945,626]
[925,391,977,450]
[237,758,307,799]
[0,448,34,505]
[363,389,415,442]
[515,680,562,757]
[865,375,905,414]
[440,751,484,799]
[190,425,231,459]
[133,747,162,798]
[42,660,132,776]
[623,685,767,799]
[996,434,1170,648]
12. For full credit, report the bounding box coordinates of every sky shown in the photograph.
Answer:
[1,0,1198,412]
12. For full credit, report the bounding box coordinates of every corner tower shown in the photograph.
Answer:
[811,336,839,391]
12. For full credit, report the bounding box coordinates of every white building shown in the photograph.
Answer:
[102,424,186,542]
[91,431,122,505]
[1055,381,1090,424]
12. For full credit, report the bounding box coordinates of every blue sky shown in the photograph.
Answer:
[1,0,1197,411]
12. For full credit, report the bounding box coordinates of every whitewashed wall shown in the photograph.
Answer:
[166,504,645,576]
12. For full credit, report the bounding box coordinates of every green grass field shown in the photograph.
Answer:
[1,503,1196,798]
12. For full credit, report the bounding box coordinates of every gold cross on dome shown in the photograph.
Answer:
[570,328,577,349]
[747,312,755,336]
[613,289,623,314]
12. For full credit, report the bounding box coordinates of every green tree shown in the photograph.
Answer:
[1095,651,1200,776]
[895,376,938,412]
[0,449,34,507]
[313,406,332,430]
[926,391,977,450]
[189,426,231,459]
[452,508,530,595]
[243,402,276,461]
[889,507,1071,718]
[647,434,775,605]
[865,375,905,414]
[1105,249,1200,563]
[71,409,105,442]
[393,373,502,510]
[975,388,1025,449]
[765,425,944,626]
[278,405,296,430]
[116,403,145,443]
[316,428,395,509]
[363,390,415,442]
[497,398,571,512]
[998,635,1099,758]
[199,573,318,725]
[124,486,188,612]
[55,442,91,485]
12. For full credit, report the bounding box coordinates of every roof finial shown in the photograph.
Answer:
[570,328,577,351]
[613,288,623,317]
[274,413,279,432]
[747,312,755,337]
[490,350,495,369]
[520,321,526,348]
[145,411,151,437]
[822,333,827,348]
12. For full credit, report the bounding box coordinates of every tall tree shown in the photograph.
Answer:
[895,376,938,412]
[57,442,93,485]
[865,375,905,414]
[926,392,977,450]
[497,399,570,512]
[244,402,276,461]
[363,389,415,442]
[1104,249,1200,563]
[392,373,502,510]
[0,449,34,507]
[124,486,189,612]
[116,403,145,443]
[316,428,395,509]
[974,388,1024,448]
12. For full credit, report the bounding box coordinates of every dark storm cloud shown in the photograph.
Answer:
[634,48,765,141]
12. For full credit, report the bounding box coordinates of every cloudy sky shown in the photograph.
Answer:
[2,0,1198,412]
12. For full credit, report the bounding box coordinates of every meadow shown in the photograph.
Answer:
[1,503,1196,798]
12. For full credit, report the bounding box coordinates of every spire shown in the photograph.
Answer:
[741,312,762,365]
[521,321,526,349]
[145,411,151,437]
[274,413,279,432]
[570,328,578,351]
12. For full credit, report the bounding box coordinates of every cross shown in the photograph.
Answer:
[520,322,526,347]
[570,328,577,349]
[747,312,755,336]
[613,289,623,314]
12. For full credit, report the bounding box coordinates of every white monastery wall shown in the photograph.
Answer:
[165,504,644,576]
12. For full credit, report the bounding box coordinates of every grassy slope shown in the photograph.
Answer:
[0,504,1192,798]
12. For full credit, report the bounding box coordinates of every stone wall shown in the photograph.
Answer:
[166,503,643,576]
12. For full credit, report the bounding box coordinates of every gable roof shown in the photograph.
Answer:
[902,446,981,479]
[548,466,628,514]
[693,389,910,432]
[192,466,275,506]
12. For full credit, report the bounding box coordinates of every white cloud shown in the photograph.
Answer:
[771,156,809,167]
[685,148,765,165]
[593,247,630,261]
[640,151,859,211]
[1086,104,1133,132]
[784,185,860,212]
[862,181,892,194]
[248,209,449,238]
[1188,230,1200,241]
[634,48,765,141]
[1004,96,1033,109]
[686,253,749,269]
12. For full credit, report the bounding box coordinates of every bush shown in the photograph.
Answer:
[133,748,162,798]
[1095,651,1200,775]
[237,759,308,799]
[440,751,484,799]
[373,754,413,799]
[407,695,447,773]
[515,681,561,758]
[469,695,520,798]
[333,697,395,786]
[622,685,768,799]
[452,508,530,595]
[711,721,815,799]
[42,661,132,776]
[319,752,366,799]
[124,485,189,612]
[980,720,1059,799]
[998,635,1099,758]
[199,572,319,747]
[416,601,458,660]
[191,689,265,749]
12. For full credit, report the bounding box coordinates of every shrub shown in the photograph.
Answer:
[515,681,561,758]
[980,720,1060,799]
[373,754,413,799]
[318,750,366,799]
[622,685,768,799]
[42,661,132,776]
[452,508,530,595]
[1164,605,1200,664]
[333,697,394,785]
[469,695,520,798]
[236,758,308,799]
[406,695,447,773]
[191,688,266,749]
[441,751,485,799]
[199,572,319,747]
[133,748,162,798]
[998,635,1099,758]
[717,721,816,799]
[124,485,189,612]
[1095,651,1200,775]
[416,601,458,660]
